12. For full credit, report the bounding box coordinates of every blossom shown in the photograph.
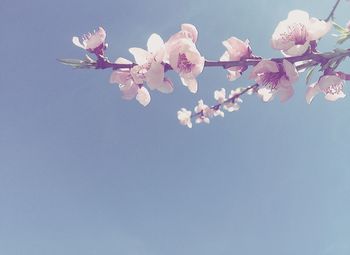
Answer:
[72,27,106,54]
[220,37,252,81]
[194,100,211,124]
[306,75,346,104]
[249,59,298,102]
[177,108,193,128]
[271,10,332,56]
[223,89,243,112]
[165,24,205,93]
[129,33,174,93]
[213,88,227,117]
[109,57,151,106]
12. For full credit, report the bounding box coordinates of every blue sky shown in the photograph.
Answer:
[1,0,350,255]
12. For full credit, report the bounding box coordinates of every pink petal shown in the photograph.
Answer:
[85,27,106,50]
[181,23,198,43]
[147,33,164,53]
[278,86,294,102]
[145,62,164,90]
[305,83,320,104]
[157,78,174,94]
[249,60,279,79]
[324,91,346,101]
[115,57,132,65]
[129,47,150,65]
[282,59,298,83]
[307,19,332,41]
[227,69,241,81]
[136,87,151,106]
[258,87,275,102]
[110,70,131,85]
[72,36,86,49]
[282,42,310,56]
[222,37,249,60]
[317,75,342,90]
[181,77,198,93]
[121,84,138,100]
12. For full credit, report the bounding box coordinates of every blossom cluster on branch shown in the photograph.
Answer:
[60,1,350,128]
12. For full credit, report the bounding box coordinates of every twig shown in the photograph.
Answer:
[325,0,341,22]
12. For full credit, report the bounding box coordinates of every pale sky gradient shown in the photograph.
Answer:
[1,0,350,255]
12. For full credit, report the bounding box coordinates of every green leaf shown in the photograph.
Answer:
[305,66,316,84]
[57,58,96,69]
[333,22,348,33]
[336,33,350,44]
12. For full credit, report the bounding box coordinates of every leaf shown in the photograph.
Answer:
[332,22,348,33]
[337,33,350,44]
[57,58,96,69]
[305,66,316,84]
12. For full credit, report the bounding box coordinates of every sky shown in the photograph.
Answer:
[1,0,350,255]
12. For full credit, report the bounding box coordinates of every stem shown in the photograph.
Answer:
[94,49,350,71]
[325,0,341,22]
[191,84,259,119]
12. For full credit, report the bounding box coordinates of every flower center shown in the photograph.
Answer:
[177,53,194,73]
[325,82,344,95]
[281,23,308,45]
[260,65,286,90]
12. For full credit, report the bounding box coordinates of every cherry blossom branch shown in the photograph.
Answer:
[325,0,341,22]
[93,49,350,71]
[190,83,259,119]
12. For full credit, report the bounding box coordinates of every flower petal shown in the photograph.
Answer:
[307,19,332,41]
[72,36,86,49]
[129,47,150,65]
[147,33,164,53]
[258,87,275,102]
[282,59,298,83]
[145,62,164,90]
[181,77,198,93]
[136,87,151,106]
[157,78,174,94]
[181,23,198,43]
[282,42,310,56]
[305,83,320,104]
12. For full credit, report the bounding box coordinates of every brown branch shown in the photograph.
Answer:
[325,0,341,22]
[93,49,350,71]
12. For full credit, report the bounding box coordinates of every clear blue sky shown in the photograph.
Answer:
[1,0,350,255]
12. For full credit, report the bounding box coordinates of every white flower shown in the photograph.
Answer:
[223,89,243,112]
[306,75,346,104]
[177,108,192,128]
[109,57,151,106]
[129,33,174,93]
[271,10,331,56]
[194,100,210,124]
[72,27,106,52]
[165,24,205,93]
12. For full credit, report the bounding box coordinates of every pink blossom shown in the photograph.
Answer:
[165,24,205,93]
[72,27,106,54]
[167,23,198,44]
[271,10,331,56]
[129,33,174,93]
[177,108,193,128]
[223,89,243,112]
[347,20,350,31]
[220,37,252,81]
[250,59,298,102]
[194,100,211,124]
[109,57,151,106]
[306,75,346,104]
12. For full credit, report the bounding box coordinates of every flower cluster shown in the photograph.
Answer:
[66,4,350,128]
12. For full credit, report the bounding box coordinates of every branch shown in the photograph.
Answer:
[325,0,341,22]
[88,49,350,71]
